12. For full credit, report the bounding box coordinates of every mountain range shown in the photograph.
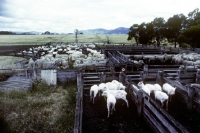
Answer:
[0,27,130,35]
[80,27,129,34]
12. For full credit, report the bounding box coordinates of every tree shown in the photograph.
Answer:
[179,24,200,48]
[138,22,154,46]
[152,17,166,47]
[127,24,139,45]
[165,14,187,48]
[188,8,200,27]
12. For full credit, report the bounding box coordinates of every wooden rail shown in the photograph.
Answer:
[74,73,83,133]
[119,72,189,133]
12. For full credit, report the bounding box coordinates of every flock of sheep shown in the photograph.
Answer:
[90,80,128,117]
[90,79,176,117]
[130,52,200,66]
[26,43,107,70]
[136,81,176,111]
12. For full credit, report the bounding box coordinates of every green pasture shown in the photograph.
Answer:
[0,34,134,46]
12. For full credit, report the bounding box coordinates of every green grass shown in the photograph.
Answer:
[0,80,77,133]
[0,34,134,46]
[0,56,27,69]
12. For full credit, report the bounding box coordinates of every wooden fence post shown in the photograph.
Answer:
[137,90,143,117]
[119,71,125,84]
[156,70,163,85]
[187,85,195,111]
[100,72,106,83]
[196,69,200,83]
[143,64,148,80]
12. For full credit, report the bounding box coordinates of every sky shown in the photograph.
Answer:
[0,0,199,33]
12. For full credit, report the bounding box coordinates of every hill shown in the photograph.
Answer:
[80,27,129,34]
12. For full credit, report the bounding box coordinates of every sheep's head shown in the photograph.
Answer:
[137,81,143,87]
[98,83,107,92]
[102,91,108,97]
[119,83,126,90]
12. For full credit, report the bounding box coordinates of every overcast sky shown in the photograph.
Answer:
[0,0,199,33]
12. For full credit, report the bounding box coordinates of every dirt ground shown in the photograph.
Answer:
[82,94,153,133]
[0,45,38,56]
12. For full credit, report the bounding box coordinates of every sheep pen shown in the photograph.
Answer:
[1,43,200,133]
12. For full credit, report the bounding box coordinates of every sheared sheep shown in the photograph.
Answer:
[154,90,169,110]
[102,91,116,117]
[162,83,176,101]
[106,81,126,90]
[137,81,150,96]
[90,84,100,104]
[105,89,129,108]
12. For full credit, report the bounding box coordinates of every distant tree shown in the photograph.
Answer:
[44,31,50,35]
[0,31,15,35]
[138,22,152,46]
[127,24,139,45]
[188,8,200,27]
[152,17,166,47]
[165,14,187,48]
[179,24,200,48]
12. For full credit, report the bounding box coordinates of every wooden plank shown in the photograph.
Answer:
[144,99,177,133]
[143,108,167,133]
[147,98,189,133]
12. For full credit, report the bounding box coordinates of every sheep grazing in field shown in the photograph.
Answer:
[90,84,100,104]
[154,90,169,110]
[137,81,150,96]
[162,83,176,101]
[102,91,116,118]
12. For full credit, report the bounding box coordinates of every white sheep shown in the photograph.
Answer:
[154,83,162,92]
[143,55,156,64]
[98,83,107,92]
[154,90,169,110]
[145,84,156,94]
[90,84,100,104]
[105,89,129,108]
[106,82,125,90]
[162,83,176,101]
[102,91,116,117]
[137,81,150,96]
[111,80,126,90]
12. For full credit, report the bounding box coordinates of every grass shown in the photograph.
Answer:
[0,80,77,133]
[0,56,27,69]
[0,34,133,46]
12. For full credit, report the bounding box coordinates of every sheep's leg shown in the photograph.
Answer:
[107,103,110,117]
[166,100,169,111]
[169,96,171,102]
[161,102,164,107]
[124,98,129,108]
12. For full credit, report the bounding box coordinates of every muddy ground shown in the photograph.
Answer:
[82,94,153,133]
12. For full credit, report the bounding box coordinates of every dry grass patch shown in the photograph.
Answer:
[0,81,77,133]
[0,56,27,69]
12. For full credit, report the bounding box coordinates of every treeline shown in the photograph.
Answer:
[0,31,16,35]
[128,8,200,48]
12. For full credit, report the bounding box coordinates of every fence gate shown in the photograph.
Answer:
[41,69,57,85]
